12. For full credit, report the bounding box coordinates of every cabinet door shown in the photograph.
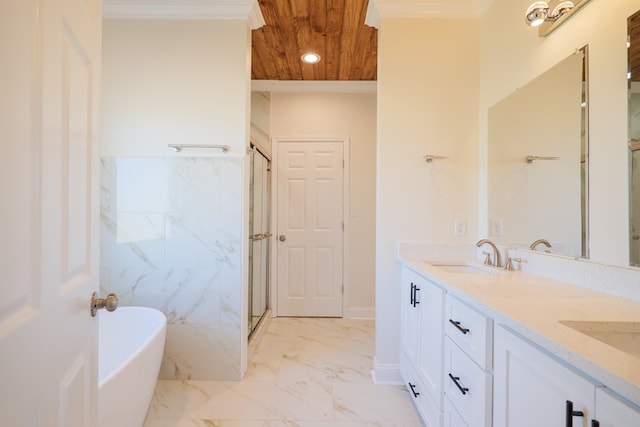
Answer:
[417,277,445,406]
[494,326,595,427]
[444,395,469,427]
[593,387,640,426]
[401,268,423,365]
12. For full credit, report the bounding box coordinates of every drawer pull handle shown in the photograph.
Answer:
[449,319,470,334]
[448,373,469,395]
[565,400,584,427]
[408,382,420,398]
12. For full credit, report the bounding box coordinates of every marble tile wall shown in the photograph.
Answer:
[100,157,243,380]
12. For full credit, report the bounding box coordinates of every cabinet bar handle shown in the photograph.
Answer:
[408,382,420,398]
[449,319,470,334]
[410,283,415,306]
[565,400,584,427]
[410,283,420,306]
[448,373,469,395]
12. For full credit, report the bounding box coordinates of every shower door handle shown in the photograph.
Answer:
[279,234,286,242]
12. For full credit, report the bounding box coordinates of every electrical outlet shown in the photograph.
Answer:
[454,219,467,237]
[491,219,503,237]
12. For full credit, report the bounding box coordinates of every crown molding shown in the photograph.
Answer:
[251,80,377,94]
[365,0,495,28]
[103,0,265,28]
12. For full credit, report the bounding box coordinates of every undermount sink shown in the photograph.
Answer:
[425,260,507,275]
[559,320,640,359]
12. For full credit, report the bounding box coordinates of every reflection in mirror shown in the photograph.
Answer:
[488,47,588,258]
[629,11,640,267]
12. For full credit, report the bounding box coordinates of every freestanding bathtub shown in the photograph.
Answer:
[98,306,167,427]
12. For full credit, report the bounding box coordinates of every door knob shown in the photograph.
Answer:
[279,234,286,242]
[90,292,119,317]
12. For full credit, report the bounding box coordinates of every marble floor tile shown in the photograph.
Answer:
[144,318,422,427]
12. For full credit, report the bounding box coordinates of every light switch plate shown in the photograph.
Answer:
[491,219,503,237]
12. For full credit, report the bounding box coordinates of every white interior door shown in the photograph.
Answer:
[1,0,101,425]
[276,140,344,317]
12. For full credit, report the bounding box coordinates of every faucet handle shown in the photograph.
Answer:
[504,257,522,271]
[481,251,492,266]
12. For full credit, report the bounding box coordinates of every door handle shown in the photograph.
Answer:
[90,292,118,317]
[279,234,286,242]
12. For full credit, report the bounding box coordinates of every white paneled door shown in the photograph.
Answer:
[277,140,345,317]
[1,0,101,425]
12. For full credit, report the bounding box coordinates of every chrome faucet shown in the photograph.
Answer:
[529,239,552,252]
[476,239,501,268]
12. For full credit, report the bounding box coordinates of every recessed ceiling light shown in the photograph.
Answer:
[301,52,321,64]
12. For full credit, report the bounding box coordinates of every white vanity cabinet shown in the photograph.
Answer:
[494,325,640,426]
[443,295,493,427]
[593,387,640,426]
[495,325,595,427]
[400,266,445,427]
[401,261,640,427]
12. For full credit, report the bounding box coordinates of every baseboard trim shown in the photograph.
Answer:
[345,306,375,319]
[371,357,403,385]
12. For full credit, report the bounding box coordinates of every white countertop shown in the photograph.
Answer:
[401,257,640,405]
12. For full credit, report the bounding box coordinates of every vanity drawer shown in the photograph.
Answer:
[444,337,492,427]
[445,294,493,370]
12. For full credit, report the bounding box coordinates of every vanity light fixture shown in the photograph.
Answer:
[525,1,574,27]
[525,0,591,36]
[301,52,321,64]
[525,1,551,27]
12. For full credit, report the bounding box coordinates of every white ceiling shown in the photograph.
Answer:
[103,0,495,21]
[368,0,495,18]
[365,0,495,28]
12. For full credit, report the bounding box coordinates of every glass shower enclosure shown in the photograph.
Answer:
[248,146,271,336]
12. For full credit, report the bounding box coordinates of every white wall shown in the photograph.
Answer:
[270,92,377,318]
[480,0,639,266]
[251,91,271,153]
[101,19,251,157]
[375,18,480,378]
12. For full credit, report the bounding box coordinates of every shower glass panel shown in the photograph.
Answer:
[248,148,271,336]
[631,146,640,266]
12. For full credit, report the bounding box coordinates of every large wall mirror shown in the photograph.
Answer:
[488,47,588,258]
[630,11,640,267]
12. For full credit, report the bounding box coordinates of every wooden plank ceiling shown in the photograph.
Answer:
[251,0,378,80]
[630,10,640,83]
